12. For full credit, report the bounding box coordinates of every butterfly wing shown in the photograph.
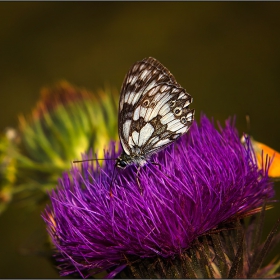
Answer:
[118,57,194,158]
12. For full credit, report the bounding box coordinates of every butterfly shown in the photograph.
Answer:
[115,57,195,169]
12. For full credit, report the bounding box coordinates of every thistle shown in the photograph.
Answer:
[43,115,280,278]
[18,81,118,165]
[1,81,118,208]
[0,128,18,213]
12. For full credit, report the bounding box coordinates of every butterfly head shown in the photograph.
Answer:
[116,152,133,169]
[116,156,128,169]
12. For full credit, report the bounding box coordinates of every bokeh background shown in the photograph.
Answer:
[1,2,280,278]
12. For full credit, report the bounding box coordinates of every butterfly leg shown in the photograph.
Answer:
[151,161,162,171]
[109,164,118,198]
[136,166,143,195]
[151,161,173,179]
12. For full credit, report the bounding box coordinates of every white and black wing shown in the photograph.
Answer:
[118,57,194,160]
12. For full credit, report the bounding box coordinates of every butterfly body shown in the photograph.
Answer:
[116,151,147,169]
[117,57,194,169]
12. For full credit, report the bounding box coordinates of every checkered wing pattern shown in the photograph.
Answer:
[117,57,194,168]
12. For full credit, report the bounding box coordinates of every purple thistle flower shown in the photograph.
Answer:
[43,115,275,278]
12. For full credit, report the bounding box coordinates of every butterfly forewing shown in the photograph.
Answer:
[118,57,194,167]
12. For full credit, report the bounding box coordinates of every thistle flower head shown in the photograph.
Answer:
[19,81,118,167]
[9,82,118,205]
[43,115,275,278]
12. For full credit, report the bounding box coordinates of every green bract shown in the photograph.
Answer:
[4,81,118,207]
[0,129,18,213]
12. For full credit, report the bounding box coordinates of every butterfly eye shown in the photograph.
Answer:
[117,159,127,169]
[174,107,182,116]
[143,100,150,107]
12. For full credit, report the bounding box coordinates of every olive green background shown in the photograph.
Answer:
[1,2,280,278]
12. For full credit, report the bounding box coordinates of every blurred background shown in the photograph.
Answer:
[0,2,280,278]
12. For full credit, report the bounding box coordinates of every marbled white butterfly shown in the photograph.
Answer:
[116,57,195,169]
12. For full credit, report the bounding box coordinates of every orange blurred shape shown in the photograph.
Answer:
[242,135,280,178]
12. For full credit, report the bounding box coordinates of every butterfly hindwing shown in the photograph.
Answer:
[118,57,194,167]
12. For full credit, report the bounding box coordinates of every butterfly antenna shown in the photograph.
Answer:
[73,158,116,163]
